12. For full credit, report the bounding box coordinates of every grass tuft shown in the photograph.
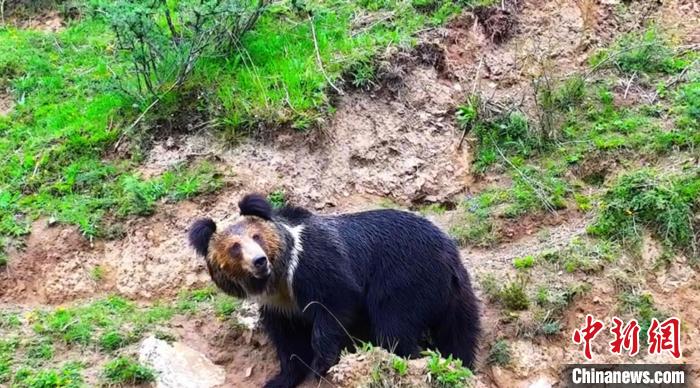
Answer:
[102,356,156,385]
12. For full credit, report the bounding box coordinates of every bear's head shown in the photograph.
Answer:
[188,193,282,295]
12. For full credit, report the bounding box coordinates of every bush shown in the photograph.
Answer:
[103,0,266,100]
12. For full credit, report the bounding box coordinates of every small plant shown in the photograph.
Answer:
[90,265,105,281]
[213,295,239,319]
[486,339,511,366]
[99,330,128,352]
[102,357,156,385]
[479,273,501,302]
[391,356,409,376]
[267,190,286,209]
[619,291,665,341]
[499,280,530,311]
[513,255,535,270]
[26,339,54,363]
[424,350,473,387]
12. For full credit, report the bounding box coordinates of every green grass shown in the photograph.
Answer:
[0,292,237,384]
[193,0,462,134]
[13,362,84,388]
[423,350,473,387]
[540,238,619,274]
[486,339,511,366]
[102,357,156,385]
[588,169,699,258]
[513,255,535,270]
[618,291,665,341]
[30,295,174,348]
[589,28,691,76]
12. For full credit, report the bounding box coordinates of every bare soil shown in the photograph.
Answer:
[3,0,700,386]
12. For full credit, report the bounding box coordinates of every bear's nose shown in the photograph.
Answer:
[253,255,268,269]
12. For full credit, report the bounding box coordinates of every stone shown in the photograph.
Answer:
[139,336,226,388]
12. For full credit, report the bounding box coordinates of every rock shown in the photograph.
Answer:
[528,376,554,388]
[139,336,226,388]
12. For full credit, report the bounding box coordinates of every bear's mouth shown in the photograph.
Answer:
[253,266,271,280]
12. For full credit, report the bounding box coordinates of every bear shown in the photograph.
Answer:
[188,193,481,388]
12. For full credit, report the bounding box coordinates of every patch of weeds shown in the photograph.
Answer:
[574,193,593,212]
[486,339,511,366]
[0,312,21,329]
[13,361,84,388]
[31,295,172,349]
[102,357,156,385]
[481,274,530,311]
[535,282,590,320]
[25,338,54,364]
[590,28,688,75]
[513,255,535,270]
[499,279,530,311]
[99,330,129,352]
[552,76,586,111]
[545,238,619,274]
[419,203,448,216]
[458,96,540,172]
[177,286,217,313]
[504,165,569,217]
[347,59,376,89]
[424,350,473,387]
[478,273,501,303]
[450,191,506,247]
[588,169,700,258]
[213,295,239,319]
[619,291,665,341]
[391,356,409,376]
[0,338,19,384]
[267,190,286,209]
[90,265,105,282]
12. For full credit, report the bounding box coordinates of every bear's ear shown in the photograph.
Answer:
[189,218,216,257]
[238,193,272,220]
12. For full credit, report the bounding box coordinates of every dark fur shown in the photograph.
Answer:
[189,197,481,388]
[239,193,274,220]
[188,218,216,257]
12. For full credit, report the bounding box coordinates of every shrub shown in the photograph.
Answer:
[486,339,511,366]
[104,0,266,100]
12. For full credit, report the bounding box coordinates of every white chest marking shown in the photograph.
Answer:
[283,224,305,298]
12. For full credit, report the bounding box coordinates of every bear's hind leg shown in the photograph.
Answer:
[369,313,422,358]
[431,291,480,368]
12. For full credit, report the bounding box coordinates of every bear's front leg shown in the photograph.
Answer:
[309,313,347,377]
[261,309,313,388]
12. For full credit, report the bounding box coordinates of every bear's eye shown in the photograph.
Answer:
[229,242,241,256]
[252,234,261,242]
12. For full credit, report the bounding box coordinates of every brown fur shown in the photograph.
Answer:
[208,217,283,282]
